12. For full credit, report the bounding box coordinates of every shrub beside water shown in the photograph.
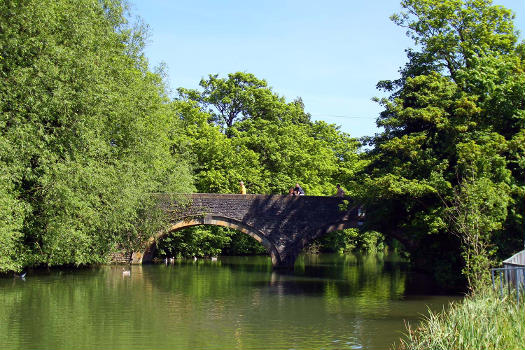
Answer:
[398,287,525,350]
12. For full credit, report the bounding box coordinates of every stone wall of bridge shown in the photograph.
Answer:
[137,194,361,268]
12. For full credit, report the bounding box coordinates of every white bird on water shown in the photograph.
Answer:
[211,257,218,262]
[122,268,131,276]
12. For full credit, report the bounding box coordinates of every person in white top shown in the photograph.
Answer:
[335,184,345,197]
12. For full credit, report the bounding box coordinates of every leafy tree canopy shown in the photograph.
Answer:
[174,73,364,196]
[178,72,310,133]
[0,0,194,272]
[363,0,524,286]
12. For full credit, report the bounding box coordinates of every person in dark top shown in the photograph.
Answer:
[294,183,305,196]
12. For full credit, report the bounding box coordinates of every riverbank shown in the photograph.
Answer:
[397,286,525,349]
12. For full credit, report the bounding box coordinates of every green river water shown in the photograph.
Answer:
[0,254,459,350]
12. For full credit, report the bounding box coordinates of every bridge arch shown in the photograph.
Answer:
[130,194,364,269]
[141,215,282,266]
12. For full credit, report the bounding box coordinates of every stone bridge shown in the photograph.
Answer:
[134,193,362,269]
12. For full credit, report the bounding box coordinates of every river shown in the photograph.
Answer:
[0,253,459,350]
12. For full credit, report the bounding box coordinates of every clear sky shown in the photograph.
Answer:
[128,0,524,138]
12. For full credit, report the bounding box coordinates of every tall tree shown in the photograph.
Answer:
[0,0,193,272]
[178,72,310,133]
[174,73,363,195]
[362,0,524,286]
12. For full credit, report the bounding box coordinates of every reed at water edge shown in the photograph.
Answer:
[396,286,525,350]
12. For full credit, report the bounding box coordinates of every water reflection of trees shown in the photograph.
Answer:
[0,254,420,350]
[126,255,404,308]
[145,254,407,303]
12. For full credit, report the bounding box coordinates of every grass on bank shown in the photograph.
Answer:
[397,286,525,350]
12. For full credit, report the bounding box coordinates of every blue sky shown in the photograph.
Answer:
[129,0,524,138]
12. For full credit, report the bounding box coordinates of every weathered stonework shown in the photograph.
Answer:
[108,250,132,264]
[136,194,361,269]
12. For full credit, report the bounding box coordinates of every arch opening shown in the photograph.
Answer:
[141,216,281,266]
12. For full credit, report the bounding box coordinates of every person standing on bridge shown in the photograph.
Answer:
[335,184,345,197]
[239,181,246,194]
[294,183,305,196]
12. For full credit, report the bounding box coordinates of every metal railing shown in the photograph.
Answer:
[491,266,525,302]
[491,250,525,302]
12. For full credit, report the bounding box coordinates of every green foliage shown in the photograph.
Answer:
[363,0,524,287]
[446,139,511,290]
[399,286,525,350]
[358,231,385,253]
[156,226,230,259]
[155,226,266,258]
[171,72,367,256]
[0,0,193,272]
[178,72,311,131]
[308,229,359,254]
[170,100,262,193]
[221,229,267,256]
[389,0,517,85]
[308,229,385,255]
[175,73,364,195]
[0,176,26,272]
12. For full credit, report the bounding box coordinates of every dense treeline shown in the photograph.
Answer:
[162,0,524,288]
[360,0,524,287]
[0,0,365,272]
[1,0,523,290]
[0,0,193,273]
[157,72,369,259]
[175,72,363,195]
